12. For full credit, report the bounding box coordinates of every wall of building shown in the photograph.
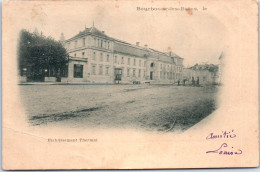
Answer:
[65,60,89,82]
[183,68,217,85]
[62,28,184,84]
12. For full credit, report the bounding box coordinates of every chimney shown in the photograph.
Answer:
[102,31,105,33]
[60,32,65,42]
[168,51,172,56]
[144,44,148,48]
[136,42,140,46]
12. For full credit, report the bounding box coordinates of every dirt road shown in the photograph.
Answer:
[20,84,218,132]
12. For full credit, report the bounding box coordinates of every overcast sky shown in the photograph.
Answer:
[23,1,227,67]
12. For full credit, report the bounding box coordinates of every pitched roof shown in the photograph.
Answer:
[66,25,183,62]
[189,64,218,71]
[88,26,110,39]
[66,26,111,42]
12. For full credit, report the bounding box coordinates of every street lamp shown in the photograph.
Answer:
[22,68,27,76]
[44,69,48,77]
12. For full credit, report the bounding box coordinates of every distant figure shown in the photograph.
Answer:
[192,77,195,86]
[178,80,180,86]
[196,77,200,86]
[183,79,186,86]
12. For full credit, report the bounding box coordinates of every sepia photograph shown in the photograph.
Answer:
[17,5,224,131]
[2,0,258,170]
[19,22,221,131]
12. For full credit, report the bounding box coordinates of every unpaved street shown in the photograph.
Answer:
[20,84,218,132]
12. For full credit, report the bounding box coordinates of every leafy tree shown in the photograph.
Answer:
[18,30,68,81]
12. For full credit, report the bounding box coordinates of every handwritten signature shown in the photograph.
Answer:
[206,130,236,140]
[206,143,242,155]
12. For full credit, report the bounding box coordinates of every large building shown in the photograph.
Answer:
[62,25,184,84]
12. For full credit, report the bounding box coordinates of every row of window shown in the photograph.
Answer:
[159,71,177,80]
[68,37,111,50]
[125,68,145,77]
[92,52,147,67]
[67,38,86,50]
[94,38,110,49]
[72,51,182,72]
[176,66,182,72]
[92,52,110,62]
[91,65,146,78]
[114,56,146,67]
[73,52,86,58]
[160,63,182,72]
[74,64,181,80]
[91,65,110,75]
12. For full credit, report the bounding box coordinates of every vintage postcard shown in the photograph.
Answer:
[2,0,259,170]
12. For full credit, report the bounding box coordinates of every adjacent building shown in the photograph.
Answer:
[183,64,219,85]
[217,52,224,85]
[61,25,184,84]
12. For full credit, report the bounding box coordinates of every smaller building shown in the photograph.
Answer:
[183,64,219,85]
[217,52,224,85]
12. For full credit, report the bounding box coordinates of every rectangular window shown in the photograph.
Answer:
[94,38,97,46]
[106,54,109,62]
[144,61,146,67]
[139,60,141,67]
[161,64,162,69]
[114,56,117,63]
[83,38,85,47]
[74,53,76,57]
[93,52,96,60]
[106,67,109,75]
[82,52,85,58]
[104,41,106,48]
[73,64,83,78]
[99,65,103,75]
[134,59,136,66]
[108,42,110,49]
[144,70,146,77]
[121,57,124,64]
[127,68,130,76]
[133,69,136,77]
[138,69,141,77]
[74,40,77,48]
[121,68,124,76]
[128,58,130,65]
[92,65,96,75]
[98,39,100,47]
[100,53,103,61]
[101,40,103,48]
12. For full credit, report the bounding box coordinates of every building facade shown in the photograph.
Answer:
[183,64,219,85]
[62,25,184,84]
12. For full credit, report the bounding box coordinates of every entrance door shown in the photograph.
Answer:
[150,72,153,80]
[115,68,122,83]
